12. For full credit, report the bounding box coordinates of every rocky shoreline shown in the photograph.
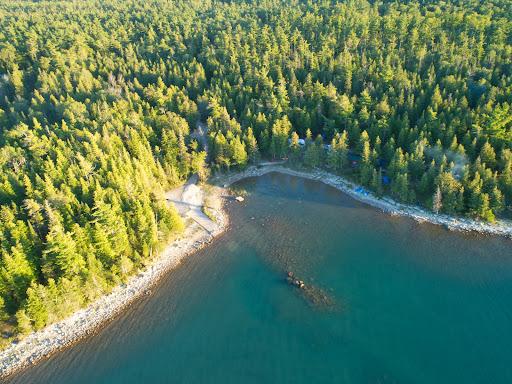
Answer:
[0,185,229,379]
[2,164,511,379]
[221,164,512,238]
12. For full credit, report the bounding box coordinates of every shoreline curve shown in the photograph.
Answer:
[0,185,229,379]
[2,164,512,379]
[221,164,512,238]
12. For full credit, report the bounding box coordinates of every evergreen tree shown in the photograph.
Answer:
[270,116,292,160]
[230,136,248,168]
[43,222,85,279]
[433,186,443,214]
[370,168,384,197]
[289,132,302,164]
[304,135,323,168]
[243,128,259,164]
[0,0,511,336]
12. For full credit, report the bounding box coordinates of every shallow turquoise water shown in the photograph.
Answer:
[9,173,512,383]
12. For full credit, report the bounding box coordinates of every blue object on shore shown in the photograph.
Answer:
[13,172,512,384]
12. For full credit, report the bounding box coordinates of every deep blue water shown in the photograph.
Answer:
[9,173,512,384]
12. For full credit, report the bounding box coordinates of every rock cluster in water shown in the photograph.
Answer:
[286,271,306,289]
[285,272,336,309]
[4,164,512,378]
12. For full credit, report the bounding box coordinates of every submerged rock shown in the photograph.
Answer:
[285,271,337,310]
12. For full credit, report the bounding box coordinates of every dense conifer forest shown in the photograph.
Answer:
[0,0,511,338]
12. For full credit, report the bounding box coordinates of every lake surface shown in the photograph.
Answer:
[9,173,512,384]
